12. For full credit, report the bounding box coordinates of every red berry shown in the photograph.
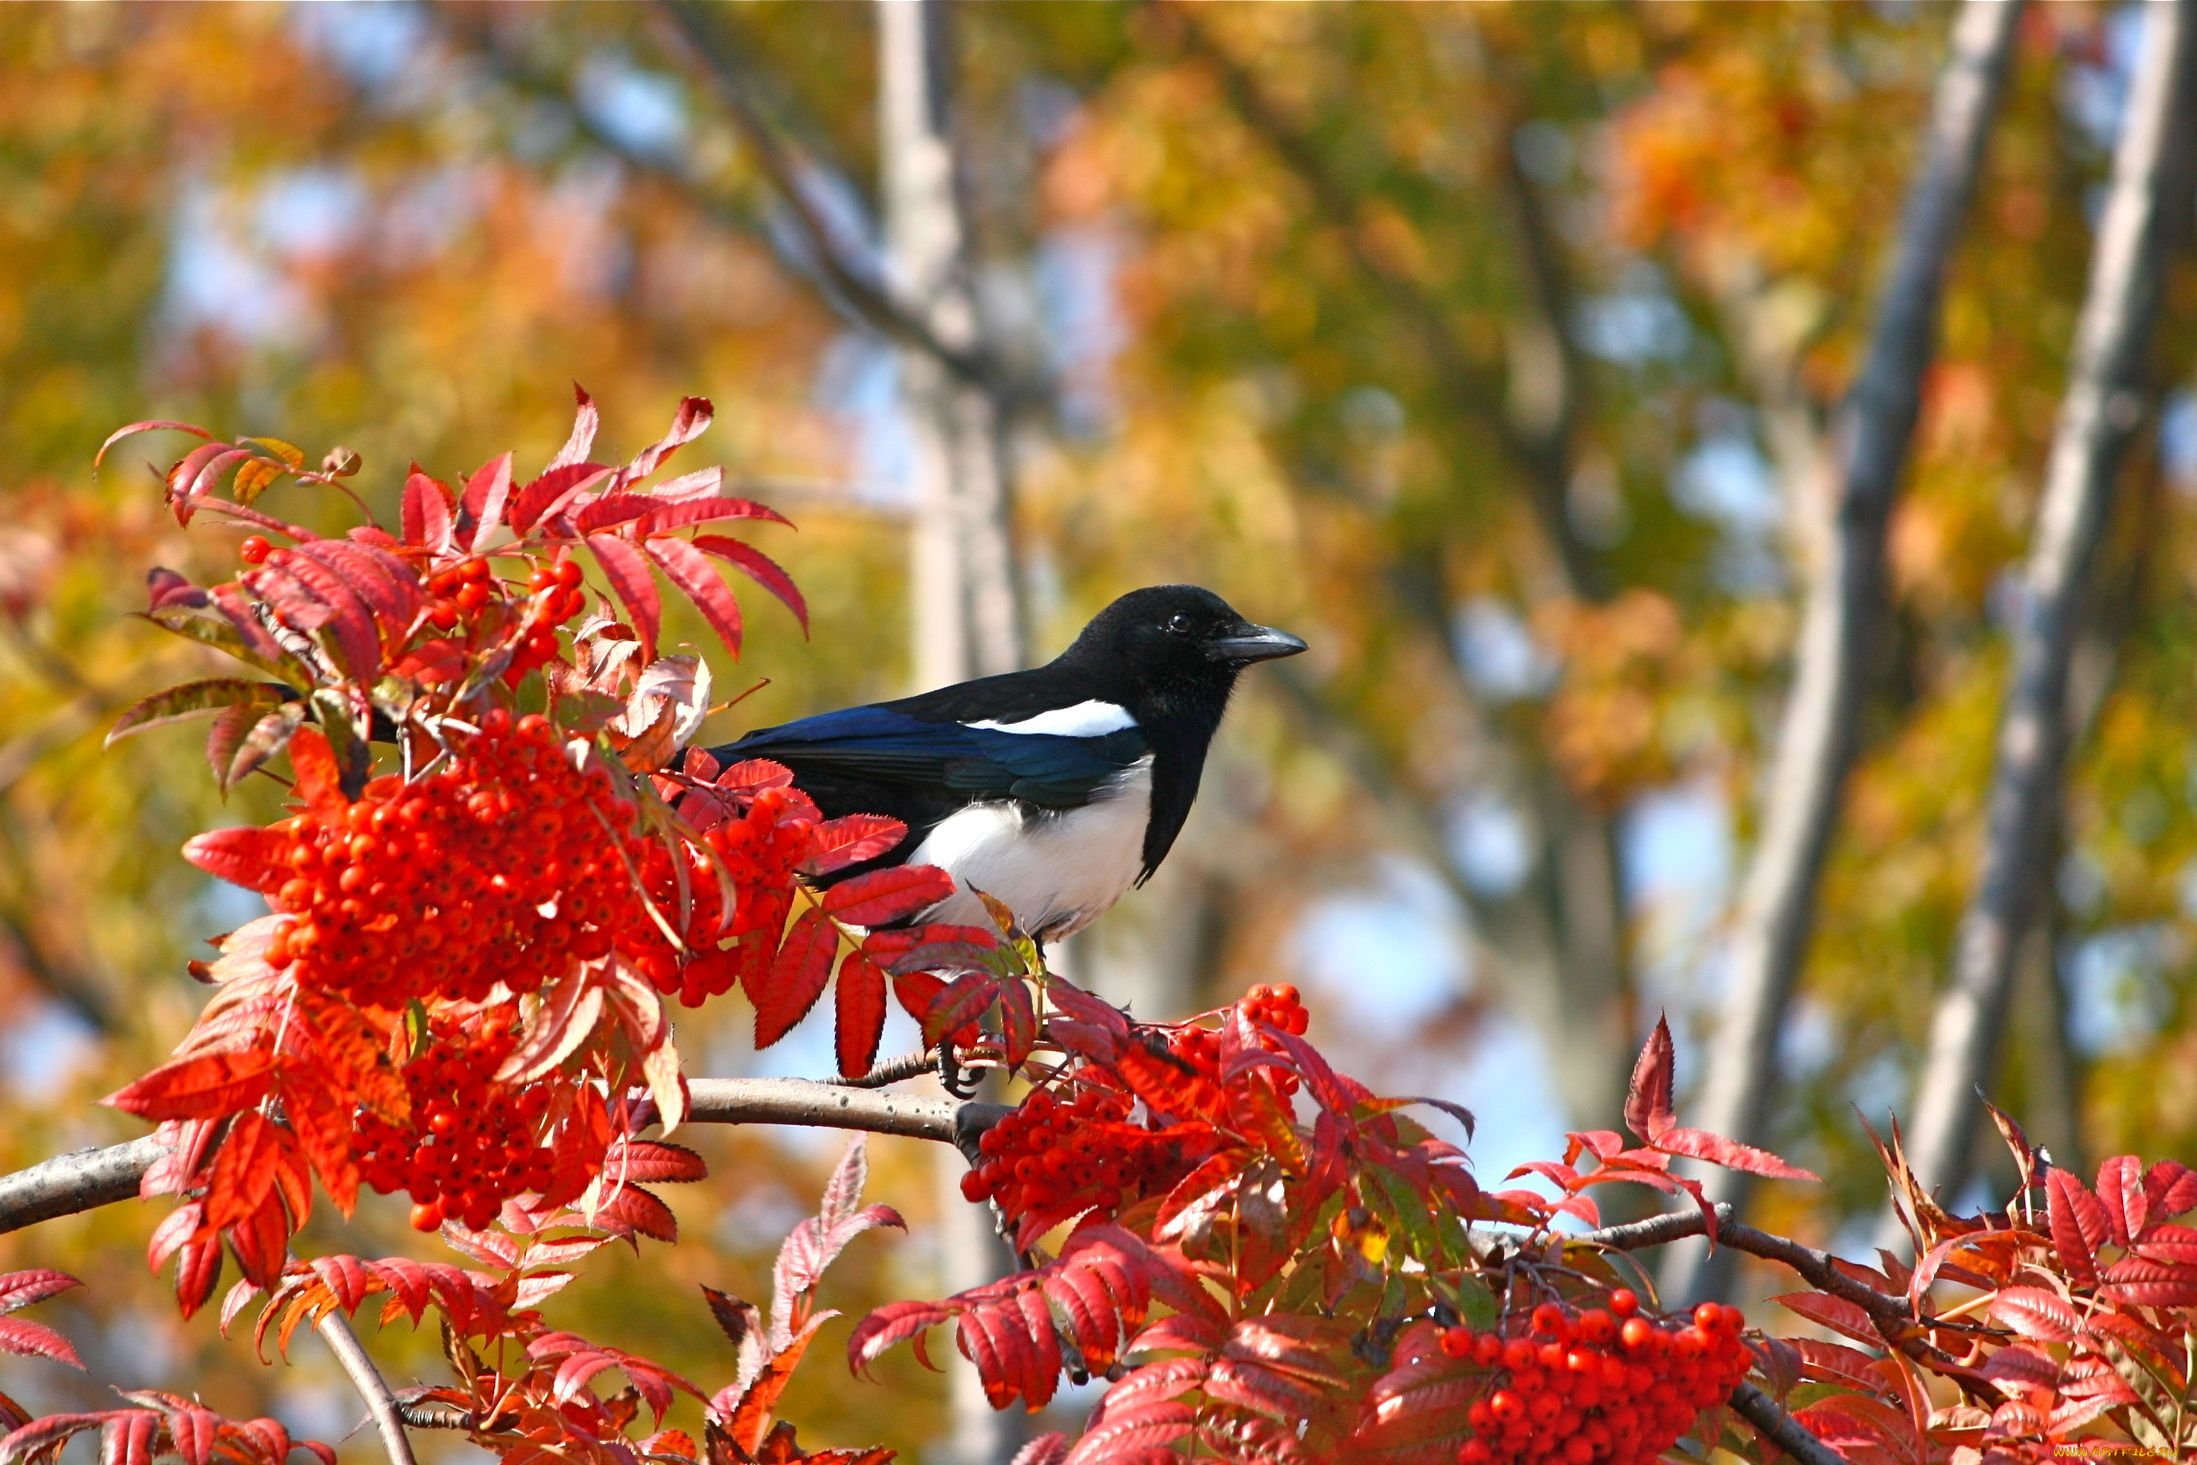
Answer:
[240,535,272,565]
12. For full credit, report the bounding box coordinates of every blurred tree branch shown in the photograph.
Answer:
[1901,0,2197,1220]
[653,0,1039,408]
[1674,0,2025,1299]
[1174,8,1639,1123]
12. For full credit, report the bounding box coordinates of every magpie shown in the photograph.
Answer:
[708,585,1306,942]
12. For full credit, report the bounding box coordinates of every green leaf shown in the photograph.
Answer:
[141,605,296,681]
[106,679,291,748]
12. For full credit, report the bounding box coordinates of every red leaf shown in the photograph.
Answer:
[0,1317,78,1370]
[586,533,663,662]
[0,1271,81,1317]
[644,535,744,659]
[2099,1256,2197,1308]
[462,451,517,552]
[97,419,213,468]
[800,815,908,878]
[921,972,1003,1051]
[204,1111,283,1231]
[755,907,837,1049]
[1771,1292,1880,1347]
[689,536,807,634]
[1623,1013,1675,1142]
[2048,1167,2109,1287]
[834,953,887,1079]
[107,1051,275,1121]
[2096,1154,2147,1245]
[1651,1126,1819,1181]
[400,466,454,555]
[282,1076,359,1215]
[637,495,792,533]
[1992,1286,2081,1343]
[2145,1159,2197,1220]
[180,827,293,895]
[548,384,601,471]
[286,725,344,812]
[616,396,713,487]
[822,866,955,927]
[508,463,612,534]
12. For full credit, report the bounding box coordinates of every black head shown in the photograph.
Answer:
[1055,586,1306,709]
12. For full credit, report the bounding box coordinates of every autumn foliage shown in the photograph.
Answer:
[4,394,2196,1465]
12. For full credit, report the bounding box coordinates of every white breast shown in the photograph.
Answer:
[904,756,1154,941]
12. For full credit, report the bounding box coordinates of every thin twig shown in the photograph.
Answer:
[1729,1382,1845,1465]
[1578,1203,1910,1331]
[316,1309,419,1465]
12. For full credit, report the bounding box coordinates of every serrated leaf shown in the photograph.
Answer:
[822,866,955,927]
[688,535,807,633]
[106,1051,275,1121]
[756,908,837,1050]
[644,535,744,659]
[108,680,292,748]
[834,952,887,1079]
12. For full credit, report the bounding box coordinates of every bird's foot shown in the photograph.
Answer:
[937,1041,982,1101]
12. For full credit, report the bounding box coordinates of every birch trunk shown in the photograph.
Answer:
[1667,0,2024,1300]
[1895,0,2197,1230]
[879,4,1029,1460]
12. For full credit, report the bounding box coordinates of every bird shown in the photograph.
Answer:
[707,585,1306,943]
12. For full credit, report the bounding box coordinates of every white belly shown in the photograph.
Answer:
[905,757,1154,941]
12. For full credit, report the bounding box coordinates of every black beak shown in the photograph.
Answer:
[1206,622,1308,664]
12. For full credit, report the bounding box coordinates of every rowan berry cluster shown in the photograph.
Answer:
[262,710,653,1007]
[1240,982,1310,1035]
[1440,1295,1752,1464]
[1163,984,1309,1103]
[415,555,586,684]
[354,1014,578,1232]
[959,1084,1219,1237]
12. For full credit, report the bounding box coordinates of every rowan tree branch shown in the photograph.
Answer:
[1678,0,2025,1298]
[315,1309,419,1465]
[0,1079,999,1237]
[1899,0,2197,1220]
[1578,1203,1910,1333]
[1729,1382,1846,1465]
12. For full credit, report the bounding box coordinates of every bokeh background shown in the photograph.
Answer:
[2,2,2194,1459]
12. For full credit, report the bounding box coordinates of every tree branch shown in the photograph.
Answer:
[315,1309,419,1465]
[1899,0,2197,1222]
[1679,0,2025,1298]
[0,1079,999,1237]
[1578,1203,1910,1334]
[651,0,1029,403]
[1729,1382,1845,1465]
[1170,5,1603,602]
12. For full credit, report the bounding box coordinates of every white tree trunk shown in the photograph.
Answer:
[1666,0,2024,1301]
[1895,0,2197,1233]
[879,4,1029,1461]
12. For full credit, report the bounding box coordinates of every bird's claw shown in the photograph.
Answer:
[937,1041,981,1100]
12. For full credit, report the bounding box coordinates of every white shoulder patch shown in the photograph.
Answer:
[966,700,1137,738]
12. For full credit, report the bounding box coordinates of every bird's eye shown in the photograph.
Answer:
[1164,613,1195,635]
